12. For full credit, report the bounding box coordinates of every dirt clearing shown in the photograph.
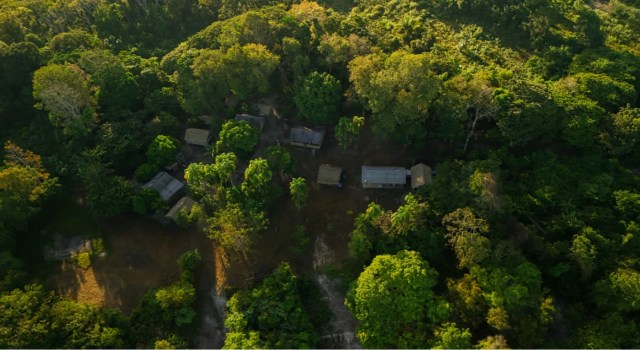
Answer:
[46,215,216,315]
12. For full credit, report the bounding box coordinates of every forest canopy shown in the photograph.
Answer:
[1,0,640,348]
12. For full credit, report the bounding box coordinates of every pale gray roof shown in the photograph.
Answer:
[234,114,265,131]
[165,196,196,220]
[411,163,433,189]
[143,171,185,201]
[317,164,342,185]
[290,127,325,147]
[255,103,272,116]
[184,128,211,146]
[361,166,408,186]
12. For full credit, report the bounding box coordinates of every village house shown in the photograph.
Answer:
[361,166,408,189]
[235,114,266,132]
[410,163,433,190]
[184,128,212,147]
[289,127,325,150]
[317,164,344,187]
[165,196,196,222]
[143,171,185,202]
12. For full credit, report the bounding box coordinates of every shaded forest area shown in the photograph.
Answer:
[2,0,640,348]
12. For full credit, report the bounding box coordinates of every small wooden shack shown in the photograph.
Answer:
[44,234,95,261]
[290,127,325,149]
[184,128,212,146]
[361,166,408,189]
[234,114,265,132]
[410,163,433,189]
[165,196,196,221]
[143,171,185,202]
[317,164,343,187]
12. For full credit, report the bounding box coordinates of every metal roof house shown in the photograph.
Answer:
[410,163,433,189]
[234,114,265,132]
[165,196,196,221]
[184,128,212,146]
[361,166,408,189]
[317,164,343,187]
[289,127,325,149]
[143,171,185,202]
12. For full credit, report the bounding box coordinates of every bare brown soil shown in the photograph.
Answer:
[46,215,216,315]
[219,113,437,286]
[46,107,449,348]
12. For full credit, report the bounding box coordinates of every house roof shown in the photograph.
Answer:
[361,166,408,185]
[255,103,272,116]
[142,171,185,201]
[317,164,342,185]
[184,128,211,146]
[234,114,265,131]
[165,196,196,220]
[410,163,433,189]
[290,127,325,147]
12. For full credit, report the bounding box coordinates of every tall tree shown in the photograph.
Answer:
[348,51,441,147]
[289,177,308,210]
[32,64,96,134]
[346,250,450,348]
[0,143,58,230]
[294,71,343,124]
[335,116,365,149]
[442,208,491,269]
[224,263,316,348]
[215,120,260,158]
[241,158,273,211]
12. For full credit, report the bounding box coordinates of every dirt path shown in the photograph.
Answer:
[313,234,361,349]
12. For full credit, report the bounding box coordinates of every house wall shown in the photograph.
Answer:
[362,182,404,189]
[290,141,322,149]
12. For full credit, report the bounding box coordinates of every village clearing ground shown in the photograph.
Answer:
[46,215,216,315]
[45,111,448,348]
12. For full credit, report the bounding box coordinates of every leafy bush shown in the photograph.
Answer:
[215,120,260,158]
[290,225,310,254]
[294,71,342,124]
[177,250,201,273]
[86,176,134,217]
[135,163,159,182]
[147,135,179,167]
[91,238,107,256]
[132,188,165,215]
[70,252,92,269]
[177,249,201,282]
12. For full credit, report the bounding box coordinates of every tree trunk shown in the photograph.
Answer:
[463,111,479,154]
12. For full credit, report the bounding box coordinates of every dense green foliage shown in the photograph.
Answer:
[289,177,308,209]
[224,263,317,349]
[215,120,260,158]
[2,0,640,348]
[294,71,343,124]
[346,250,450,348]
[0,284,127,348]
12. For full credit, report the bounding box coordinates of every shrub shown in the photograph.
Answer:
[135,162,159,182]
[147,135,179,167]
[71,252,92,269]
[178,250,201,272]
[132,188,164,215]
[290,225,310,254]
